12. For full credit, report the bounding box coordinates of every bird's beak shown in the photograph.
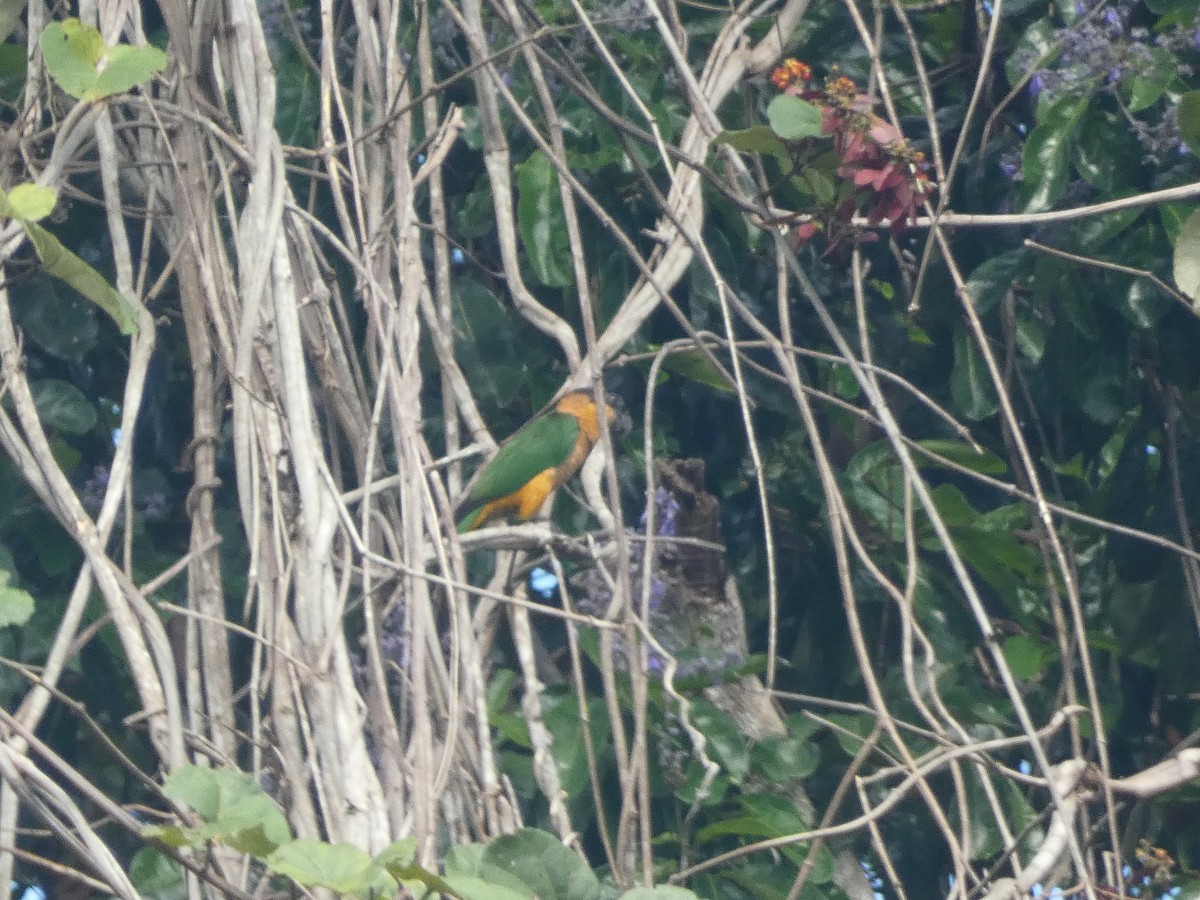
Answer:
[606,393,633,439]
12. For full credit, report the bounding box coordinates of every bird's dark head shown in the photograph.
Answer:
[605,392,632,439]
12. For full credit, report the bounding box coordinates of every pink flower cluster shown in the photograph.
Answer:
[770,61,935,247]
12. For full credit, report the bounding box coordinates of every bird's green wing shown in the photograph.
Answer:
[459,410,581,510]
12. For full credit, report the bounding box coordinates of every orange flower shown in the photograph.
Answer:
[771,58,812,90]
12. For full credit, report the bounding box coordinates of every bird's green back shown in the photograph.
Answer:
[458,410,581,511]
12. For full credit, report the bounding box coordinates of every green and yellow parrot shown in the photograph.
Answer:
[455,391,625,532]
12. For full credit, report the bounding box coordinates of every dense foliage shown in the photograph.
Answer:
[2,0,1200,897]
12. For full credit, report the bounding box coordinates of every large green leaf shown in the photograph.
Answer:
[0,183,137,334]
[442,875,535,900]
[29,378,96,434]
[15,281,99,363]
[376,839,473,898]
[0,0,25,44]
[714,125,791,163]
[949,330,998,421]
[660,346,736,393]
[481,829,600,900]
[268,841,396,898]
[516,150,572,288]
[1080,370,1128,425]
[1173,207,1200,306]
[1020,94,1089,213]
[542,692,611,797]
[1178,90,1200,156]
[1002,634,1054,680]
[0,568,34,628]
[24,221,140,334]
[445,841,536,897]
[963,250,1025,316]
[916,440,1007,475]
[1123,45,1176,112]
[4,183,56,222]
[128,848,186,900]
[766,95,824,141]
[688,699,750,781]
[1005,19,1057,88]
[40,19,166,101]
[749,733,820,782]
[158,766,291,858]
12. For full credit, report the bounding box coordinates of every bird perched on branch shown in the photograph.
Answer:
[455,390,628,532]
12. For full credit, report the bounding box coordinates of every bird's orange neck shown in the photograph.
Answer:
[555,391,612,443]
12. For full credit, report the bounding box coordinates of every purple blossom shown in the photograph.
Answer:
[649,576,666,609]
[998,149,1022,181]
[639,487,680,537]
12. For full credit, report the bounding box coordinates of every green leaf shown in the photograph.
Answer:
[516,150,572,288]
[915,439,1007,475]
[0,569,34,627]
[482,828,601,900]
[750,734,820,781]
[268,841,397,897]
[93,42,168,100]
[128,848,186,900]
[141,824,193,849]
[1160,202,1195,244]
[1020,94,1089,213]
[1002,634,1052,680]
[698,794,820,870]
[0,43,26,104]
[29,378,96,434]
[39,19,103,99]
[1079,370,1127,425]
[929,483,978,527]
[1015,314,1047,362]
[1179,91,1200,156]
[1121,278,1169,330]
[621,888,701,899]
[160,765,291,858]
[445,842,536,897]
[1123,46,1175,112]
[40,19,165,100]
[1005,19,1057,88]
[442,874,535,900]
[1074,110,1135,192]
[964,250,1025,316]
[542,693,610,797]
[766,95,824,140]
[373,838,418,872]
[689,700,750,781]
[1063,205,1141,255]
[950,329,998,421]
[13,280,99,363]
[376,839,471,897]
[24,221,140,334]
[0,0,26,44]
[1173,207,1200,306]
[714,125,790,162]
[6,183,57,222]
[661,346,736,393]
